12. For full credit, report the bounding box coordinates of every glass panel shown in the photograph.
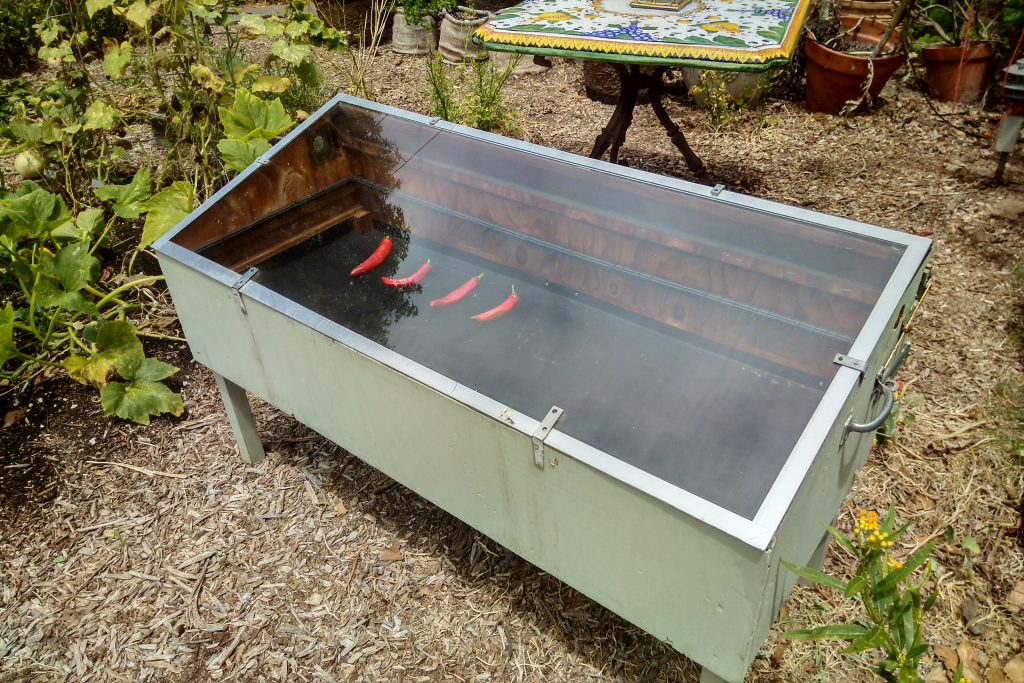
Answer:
[176,100,909,519]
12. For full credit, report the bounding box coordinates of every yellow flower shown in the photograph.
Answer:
[531,11,575,21]
[887,558,904,570]
[702,20,741,34]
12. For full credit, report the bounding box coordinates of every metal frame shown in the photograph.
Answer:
[154,93,931,551]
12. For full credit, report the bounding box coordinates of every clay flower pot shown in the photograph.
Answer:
[392,7,436,55]
[804,17,905,115]
[920,42,994,102]
[439,6,491,63]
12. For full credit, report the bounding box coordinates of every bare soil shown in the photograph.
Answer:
[2,44,1023,683]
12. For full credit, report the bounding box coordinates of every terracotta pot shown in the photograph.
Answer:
[804,17,905,114]
[837,0,896,21]
[439,6,491,63]
[920,43,994,102]
[392,7,436,55]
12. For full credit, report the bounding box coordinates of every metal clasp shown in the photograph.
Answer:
[231,267,259,313]
[710,183,726,197]
[531,406,565,468]
[833,353,867,376]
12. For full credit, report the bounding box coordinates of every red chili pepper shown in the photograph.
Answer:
[471,286,518,322]
[430,273,484,307]
[350,236,393,276]
[382,259,432,288]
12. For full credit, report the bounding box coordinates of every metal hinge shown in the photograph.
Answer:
[231,267,259,313]
[253,154,271,166]
[710,184,726,197]
[833,353,867,376]
[532,406,565,468]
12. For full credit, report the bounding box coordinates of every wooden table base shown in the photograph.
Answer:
[590,64,708,183]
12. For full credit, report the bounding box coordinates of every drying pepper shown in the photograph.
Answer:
[471,286,518,322]
[350,236,393,276]
[430,273,484,307]
[382,260,432,288]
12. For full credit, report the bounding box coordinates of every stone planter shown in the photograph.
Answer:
[489,50,552,76]
[439,6,491,63]
[392,7,436,55]
[920,42,994,102]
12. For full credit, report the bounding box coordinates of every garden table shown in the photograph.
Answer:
[474,0,812,180]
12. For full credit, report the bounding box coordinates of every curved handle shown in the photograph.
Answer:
[845,379,895,434]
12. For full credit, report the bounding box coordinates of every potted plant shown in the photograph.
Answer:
[392,0,452,54]
[912,0,997,102]
[439,4,492,63]
[803,0,912,114]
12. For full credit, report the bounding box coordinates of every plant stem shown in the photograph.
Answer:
[870,0,916,57]
[95,276,163,309]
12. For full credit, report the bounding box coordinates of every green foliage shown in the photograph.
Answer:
[783,509,960,683]
[0,181,184,425]
[0,0,47,76]
[217,88,295,172]
[425,52,520,135]
[401,0,456,27]
[688,71,740,133]
[910,0,1008,47]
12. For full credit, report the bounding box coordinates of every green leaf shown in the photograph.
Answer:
[190,64,225,93]
[843,624,887,653]
[843,574,868,599]
[0,184,72,241]
[94,168,151,219]
[83,101,117,131]
[270,39,310,65]
[100,348,182,424]
[0,302,20,368]
[38,242,100,293]
[785,624,867,641]
[781,561,846,592]
[217,137,271,172]
[124,0,153,27]
[876,541,938,593]
[294,59,322,87]
[824,523,857,556]
[139,181,193,249]
[237,13,267,35]
[962,537,981,556]
[251,74,292,93]
[77,207,105,238]
[64,353,114,387]
[96,319,142,356]
[86,0,115,16]
[101,378,183,424]
[712,35,749,47]
[34,283,99,315]
[218,88,294,141]
[103,41,133,79]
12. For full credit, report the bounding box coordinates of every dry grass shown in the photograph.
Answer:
[2,47,1023,683]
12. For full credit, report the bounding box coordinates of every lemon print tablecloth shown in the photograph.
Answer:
[474,0,811,69]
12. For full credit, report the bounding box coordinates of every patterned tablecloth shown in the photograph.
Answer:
[474,0,811,69]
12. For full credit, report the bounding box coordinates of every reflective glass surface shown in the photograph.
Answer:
[177,101,908,519]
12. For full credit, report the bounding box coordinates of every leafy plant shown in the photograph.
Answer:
[217,88,296,172]
[0,0,46,76]
[425,52,520,135]
[0,175,189,424]
[783,508,960,683]
[401,0,456,27]
[688,71,740,132]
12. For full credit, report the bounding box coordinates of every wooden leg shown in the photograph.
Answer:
[699,667,730,683]
[590,65,639,162]
[214,373,265,465]
[649,90,709,183]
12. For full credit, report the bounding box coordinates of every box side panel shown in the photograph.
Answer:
[157,256,272,401]
[747,261,931,656]
[224,294,768,682]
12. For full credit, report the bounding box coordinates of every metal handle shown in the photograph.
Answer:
[845,379,895,434]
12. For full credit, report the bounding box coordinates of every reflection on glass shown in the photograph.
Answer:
[179,101,909,520]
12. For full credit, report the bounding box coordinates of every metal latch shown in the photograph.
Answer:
[710,184,726,197]
[231,267,259,313]
[833,353,867,375]
[532,406,565,468]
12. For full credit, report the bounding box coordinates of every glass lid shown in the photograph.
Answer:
[164,97,928,534]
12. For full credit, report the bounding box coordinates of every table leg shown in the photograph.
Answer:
[649,91,708,183]
[214,373,266,465]
[590,65,639,162]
